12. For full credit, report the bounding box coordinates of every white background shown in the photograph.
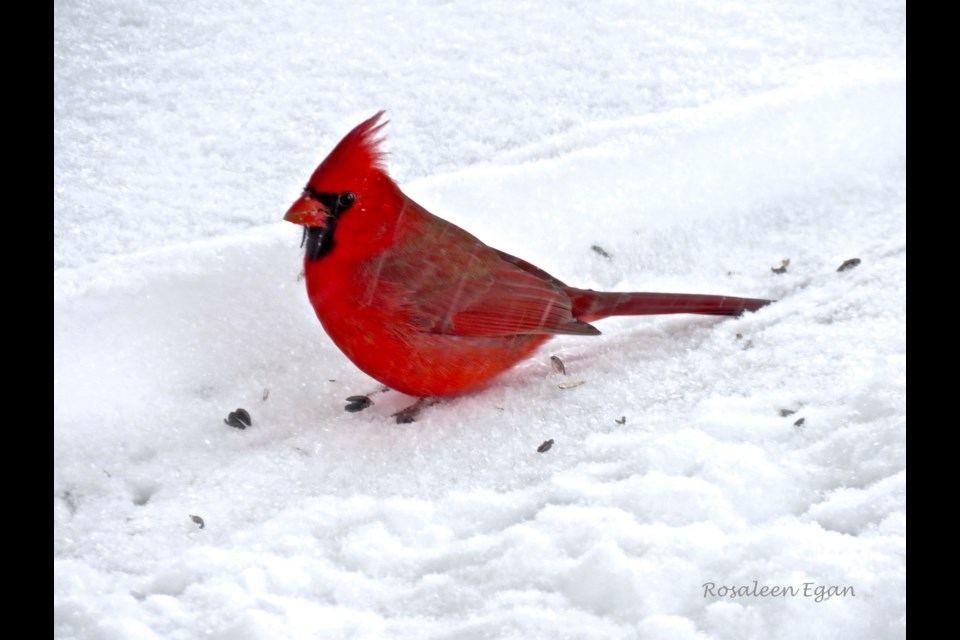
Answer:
[55,1,905,638]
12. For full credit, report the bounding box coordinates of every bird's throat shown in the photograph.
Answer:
[304,224,335,262]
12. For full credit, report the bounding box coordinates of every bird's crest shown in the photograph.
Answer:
[307,111,389,190]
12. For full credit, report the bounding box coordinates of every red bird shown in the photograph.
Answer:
[285,112,769,416]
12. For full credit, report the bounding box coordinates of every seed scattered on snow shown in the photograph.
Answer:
[550,355,566,375]
[345,395,373,412]
[771,259,790,274]
[190,515,205,529]
[615,416,626,424]
[537,439,554,453]
[262,388,270,401]
[62,491,78,514]
[558,380,585,389]
[837,258,861,272]
[779,409,797,417]
[224,408,251,429]
[794,417,806,428]
[591,244,612,258]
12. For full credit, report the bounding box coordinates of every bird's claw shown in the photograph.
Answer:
[391,397,438,424]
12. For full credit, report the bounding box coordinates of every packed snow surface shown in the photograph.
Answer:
[55,1,905,638]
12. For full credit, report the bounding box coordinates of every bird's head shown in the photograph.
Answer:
[284,111,399,261]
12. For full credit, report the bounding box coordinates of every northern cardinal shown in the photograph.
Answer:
[284,112,770,409]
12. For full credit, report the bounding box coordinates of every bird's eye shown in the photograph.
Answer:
[338,192,356,209]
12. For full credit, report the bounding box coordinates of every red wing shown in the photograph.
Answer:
[492,249,571,289]
[449,266,598,337]
[409,255,599,338]
[374,202,600,338]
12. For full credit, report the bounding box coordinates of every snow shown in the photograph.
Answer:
[55,1,905,638]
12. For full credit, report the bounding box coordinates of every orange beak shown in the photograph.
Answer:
[284,193,331,227]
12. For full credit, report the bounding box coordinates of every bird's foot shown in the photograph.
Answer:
[344,386,390,413]
[392,397,439,424]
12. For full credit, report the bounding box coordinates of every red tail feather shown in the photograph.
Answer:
[571,290,771,322]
